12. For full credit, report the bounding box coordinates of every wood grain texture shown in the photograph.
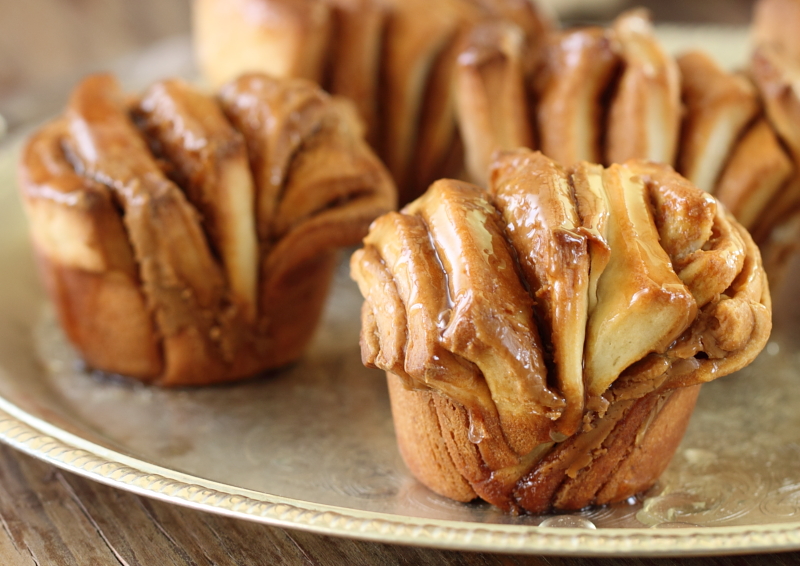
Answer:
[0,444,794,565]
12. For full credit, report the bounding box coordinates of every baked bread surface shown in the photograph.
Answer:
[19,73,396,386]
[351,149,770,512]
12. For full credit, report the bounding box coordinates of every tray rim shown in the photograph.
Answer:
[1,372,800,557]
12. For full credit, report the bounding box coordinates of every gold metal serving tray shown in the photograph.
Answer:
[1,30,800,557]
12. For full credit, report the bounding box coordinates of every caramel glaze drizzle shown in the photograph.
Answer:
[352,148,771,513]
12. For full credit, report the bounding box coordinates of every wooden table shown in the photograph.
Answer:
[0,0,792,563]
[0,443,795,565]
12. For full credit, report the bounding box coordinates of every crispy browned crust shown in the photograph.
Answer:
[490,152,589,438]
[387,372,476,502]
[595,384,700,505]
[19,73,396,386]
[34,255,162,380]
[515,385,701,512]
[19,121,163,381]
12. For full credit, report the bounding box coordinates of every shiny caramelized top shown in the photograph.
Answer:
[352,148,771,503]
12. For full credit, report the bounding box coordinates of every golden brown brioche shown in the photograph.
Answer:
[21,120,162,380]
[19,73,396,386]
[454,9,683,179]
[715,118,793,231]
[751,46,800,168]
[746,9,800,280]
[194,0,800,280]
[136,79,260,322]
[445,1,800,287]
[516,383,702,512]
[378,0,464,196]
[677,51,760,193]
[325,0,386,145]
[194,0,332,87]
[535,27,618,167]
[604,10,681,166]
[193,0,550,204]
[454,21,535,188]
[351,149,770,513]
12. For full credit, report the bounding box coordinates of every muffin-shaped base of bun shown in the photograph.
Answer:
[249,251,339,377]
[34,249,163,380]
[35,246,339,386]
[387,372,701,513]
